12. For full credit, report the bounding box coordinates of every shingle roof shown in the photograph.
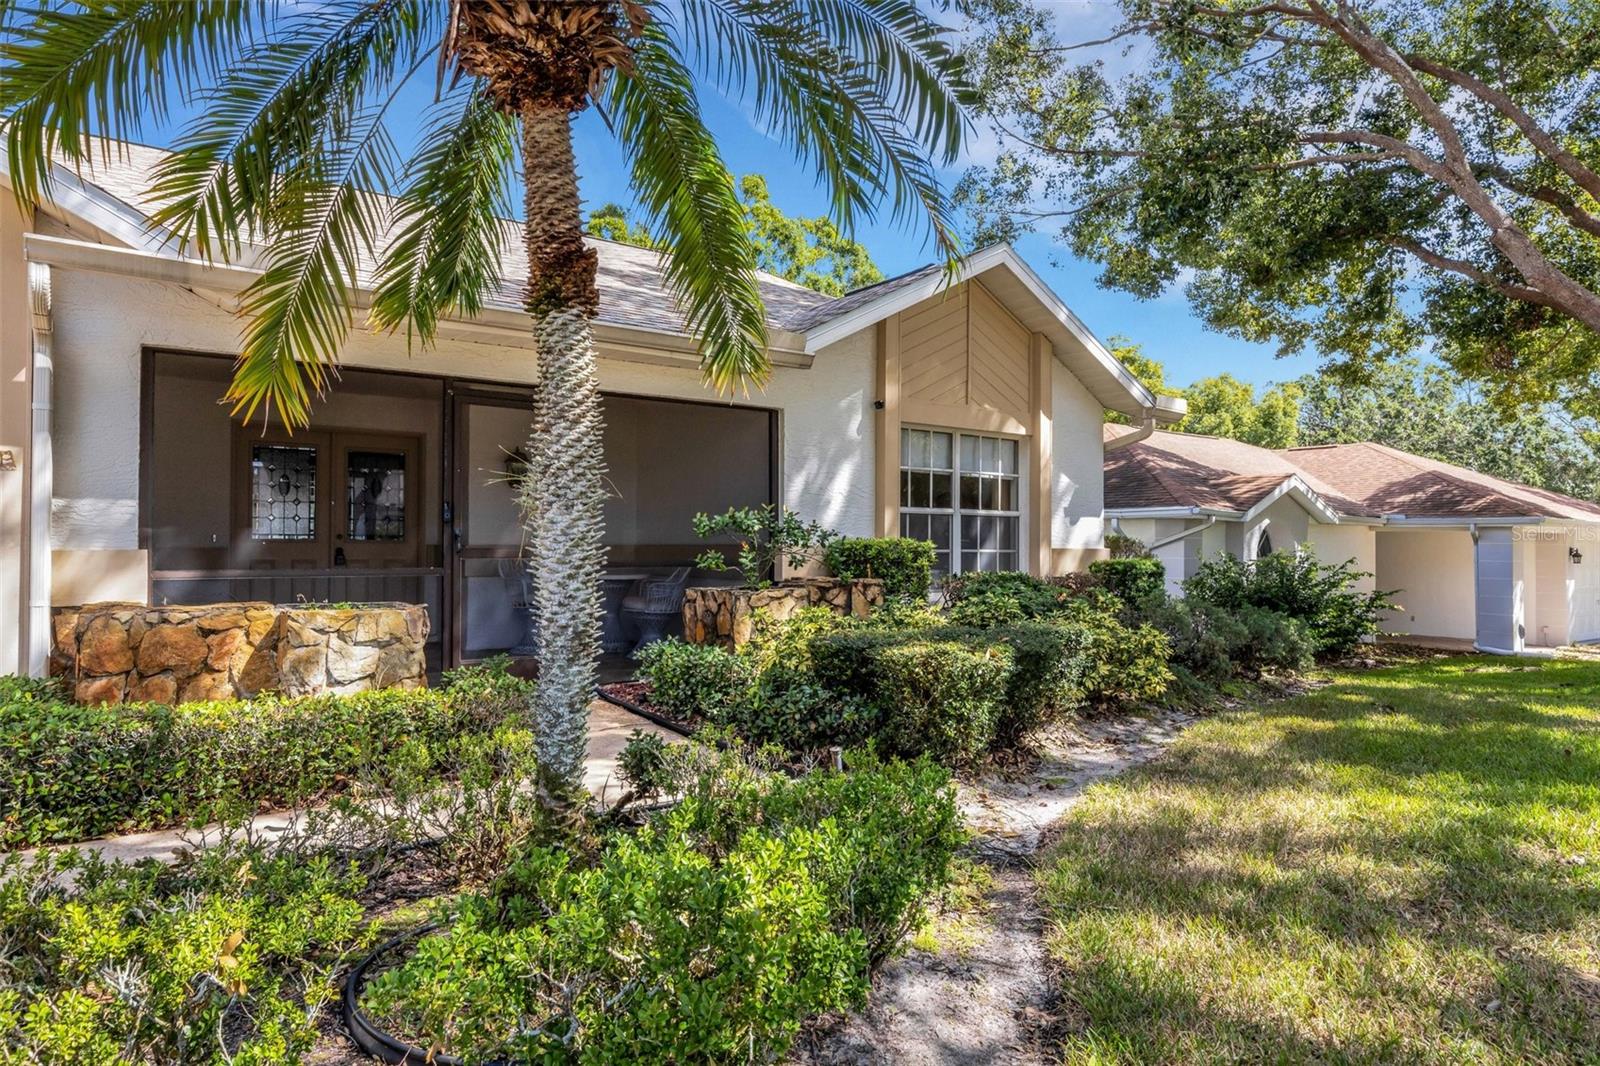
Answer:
[781,260,946,333]
[1102,426,1374,516]
[1101,424,1600,523]
[55,141,841,337]
[1282,441,1600,522]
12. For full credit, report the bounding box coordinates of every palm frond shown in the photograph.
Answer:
[608,23,769,392]
[224,104,401,430]
[368,84,516,345]
[148,0,438,259]
[1,0,262,206]
[676,0,968,261]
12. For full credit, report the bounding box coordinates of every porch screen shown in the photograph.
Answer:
[899,428,1020,575]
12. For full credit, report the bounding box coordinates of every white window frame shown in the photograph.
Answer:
[899,426,1025,576]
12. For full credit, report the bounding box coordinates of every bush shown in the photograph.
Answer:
[0,673,527,848]
[0,845,372,1064]
[1141,597,1311,690]
[365,750,961,1064]
[1183,551,1391,657]
[811,632,1012,765]
[1050,599,1174,706]
[941,570,1082,623]
[985,621,1096,743]
[825,537,936,600]
[1089,556,1166,608]
[634,638,755,722]
[727,678,877,752]
[439,653,534,728]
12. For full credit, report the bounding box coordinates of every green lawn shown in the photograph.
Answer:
[1039,655,1600,1064]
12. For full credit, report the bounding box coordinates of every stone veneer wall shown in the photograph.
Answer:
[682,578,885,649]
[51,602,429,705]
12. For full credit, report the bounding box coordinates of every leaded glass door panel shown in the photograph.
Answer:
[332,433,423,567]
[232,430,331,569]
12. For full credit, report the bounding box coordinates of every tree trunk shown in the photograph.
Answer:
[517,107,606,813]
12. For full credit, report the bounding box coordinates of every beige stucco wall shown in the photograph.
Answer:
[1376,529,1477,641]
[1306,523,1377,593]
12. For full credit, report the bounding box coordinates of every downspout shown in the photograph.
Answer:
[1103,408,1158,452]
[26,263,51,676]
[1148,515,1216,551]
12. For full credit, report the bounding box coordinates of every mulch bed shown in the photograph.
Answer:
[596,680,699,735]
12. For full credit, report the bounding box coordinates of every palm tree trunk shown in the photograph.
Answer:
[517,106,606,812]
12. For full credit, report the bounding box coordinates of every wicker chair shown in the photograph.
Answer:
[620,566,691,657]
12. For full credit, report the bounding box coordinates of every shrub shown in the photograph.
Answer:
[365,751,961,1064]
[1105,530,1150,558]
[1141,598,1312,690]
[811,632,1012,765]
[635,638,756,722]
[940,570,1081,623]
[1183,551,1391,657]
[0,845,372,1064]
[726,678,877,752]
[1051,598,1174,706]
[984,621,1096,743]
[0,682,523,849]
[440,653,534,728]
[1139,596,1249,688]
[1089,556,1166,608]
[945,590,1028,628]
[824,537,936,600]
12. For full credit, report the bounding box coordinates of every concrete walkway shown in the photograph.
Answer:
[25,700,678,867]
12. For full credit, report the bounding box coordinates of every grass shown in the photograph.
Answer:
[1038,655,1600,1064]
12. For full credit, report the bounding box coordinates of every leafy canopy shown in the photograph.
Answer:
[1105,337,1302,448]
[587,173,884,296]
[1,0,969,427]
[959,0,1600,420]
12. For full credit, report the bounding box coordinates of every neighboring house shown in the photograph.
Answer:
[0,140,1184,676]
[1105,426,1600,654]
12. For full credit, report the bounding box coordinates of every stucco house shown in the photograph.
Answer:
[1104,425,1600,654]
[0,141,1186,677]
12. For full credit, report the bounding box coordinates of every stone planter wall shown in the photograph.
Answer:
[50,601,429,705]
[682,578,885,649]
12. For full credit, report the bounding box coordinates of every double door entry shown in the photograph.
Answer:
[233,428,424,570]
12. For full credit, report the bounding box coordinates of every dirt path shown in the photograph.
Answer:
[795,708,1196,1066]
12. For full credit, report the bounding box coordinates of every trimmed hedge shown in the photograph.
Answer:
[0,664,532,848]
[1089,556,1166,607]
[824,537,937,600]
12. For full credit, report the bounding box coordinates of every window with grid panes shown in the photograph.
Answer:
[899,428,1021,575]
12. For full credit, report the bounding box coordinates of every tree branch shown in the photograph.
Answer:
[1403,52,1600,203]
[1473,163,1600,239]
[1380,234,1554,307]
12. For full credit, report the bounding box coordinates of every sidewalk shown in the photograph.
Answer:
[24,700,678,867]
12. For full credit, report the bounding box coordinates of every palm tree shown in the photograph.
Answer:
[1,0,968,811]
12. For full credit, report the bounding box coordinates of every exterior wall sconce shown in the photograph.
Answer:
[1571,547,1584,564]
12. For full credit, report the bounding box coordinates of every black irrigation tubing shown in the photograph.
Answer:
[342,921,511,1066]
[591,684,696,737]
